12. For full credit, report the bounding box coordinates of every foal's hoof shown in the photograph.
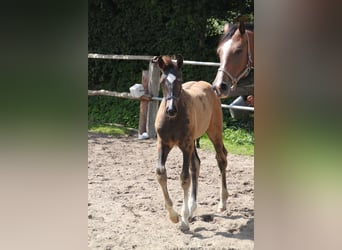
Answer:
[169,212,180,223]
[179,222,190,232]
[217,206,227,212]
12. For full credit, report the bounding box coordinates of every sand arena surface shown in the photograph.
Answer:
[88,132,254,249]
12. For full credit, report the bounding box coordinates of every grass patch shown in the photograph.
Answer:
[88,123,254,156]
[198,127,254,155]
[88,123,137,136]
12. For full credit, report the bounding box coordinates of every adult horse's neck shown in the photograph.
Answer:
[246,30,254,68]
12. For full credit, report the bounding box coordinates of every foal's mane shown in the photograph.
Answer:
[220,23,254,43]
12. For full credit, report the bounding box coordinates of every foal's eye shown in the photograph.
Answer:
[235,48,243,54]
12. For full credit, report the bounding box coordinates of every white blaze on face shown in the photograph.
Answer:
[220,39,232,72]
[165,73,177,116]
[167,73,176,84]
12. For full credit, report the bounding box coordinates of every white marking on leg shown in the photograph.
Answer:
[180,192,190,231]
[188,196,197,218]
[218,186,228,212]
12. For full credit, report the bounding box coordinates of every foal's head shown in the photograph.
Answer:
[156,55,184,118]
[212,21,254,98]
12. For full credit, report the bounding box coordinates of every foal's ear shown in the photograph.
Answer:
[155,56,166,71]
[238,20,246,35]
[176,54,183,69]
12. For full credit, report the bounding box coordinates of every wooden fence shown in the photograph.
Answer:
[88,53,254,138]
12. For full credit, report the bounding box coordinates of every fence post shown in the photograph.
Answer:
[147,60,160,138]
[138,70,149,138]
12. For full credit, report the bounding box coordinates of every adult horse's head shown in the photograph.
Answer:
[155,55,183,118]
[212,21,254,98]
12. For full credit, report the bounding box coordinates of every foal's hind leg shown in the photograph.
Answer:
[156,141,179,223]
[216,144,228,212]
[188,144,200,219]
[207,132,228,212]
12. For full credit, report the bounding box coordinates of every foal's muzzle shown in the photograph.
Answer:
[166,106,177,117]
[165,98,177,118]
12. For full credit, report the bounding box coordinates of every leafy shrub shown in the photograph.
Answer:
[88,0,254,128]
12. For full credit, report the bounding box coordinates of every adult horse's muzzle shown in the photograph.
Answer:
[212,81,232,98]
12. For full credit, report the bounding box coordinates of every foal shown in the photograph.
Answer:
[154,55,228,231]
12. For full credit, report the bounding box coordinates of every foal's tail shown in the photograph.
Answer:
[193,141,200,162]
[195,138,201,148]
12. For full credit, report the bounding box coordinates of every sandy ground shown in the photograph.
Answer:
[88,132,254,250]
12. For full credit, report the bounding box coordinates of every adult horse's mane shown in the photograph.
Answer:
[220,23,254,43]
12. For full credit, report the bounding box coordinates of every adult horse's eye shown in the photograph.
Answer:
[235,48,243,54]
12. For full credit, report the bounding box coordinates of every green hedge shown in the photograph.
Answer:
[88,0,254,128]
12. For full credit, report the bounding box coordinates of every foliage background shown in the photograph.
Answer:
[88,0,254,128]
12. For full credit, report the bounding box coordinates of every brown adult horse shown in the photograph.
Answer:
[154,55,228,231]
[212,21,254,98]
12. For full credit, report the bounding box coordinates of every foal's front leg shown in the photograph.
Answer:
[188,146,200,219]
[179,148,192,231]
[156,141,179,223]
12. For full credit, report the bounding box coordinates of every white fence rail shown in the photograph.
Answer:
[88,53,253,111]
[88,53,254,137]
[88,53,220,67]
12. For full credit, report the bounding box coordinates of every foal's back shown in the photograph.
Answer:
[182,81,222,139]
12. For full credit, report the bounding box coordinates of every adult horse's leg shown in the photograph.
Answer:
[179,146,192,231]
[188,144,200,219]
[207,131,228,212]
[156,140,179,223]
